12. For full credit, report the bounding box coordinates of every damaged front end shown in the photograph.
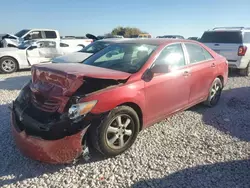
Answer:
[11,64,128,164]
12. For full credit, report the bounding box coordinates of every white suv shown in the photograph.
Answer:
[200,27,250,76]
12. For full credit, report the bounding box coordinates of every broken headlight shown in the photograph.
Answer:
[68,100,97,120]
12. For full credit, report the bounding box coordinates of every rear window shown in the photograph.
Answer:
[44,31,57,39]
[200,31,243,43]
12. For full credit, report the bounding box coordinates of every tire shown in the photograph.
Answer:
[90,106,140,157]
[0,57,18,74]
[204,78,223,107]
[239,63,250,76]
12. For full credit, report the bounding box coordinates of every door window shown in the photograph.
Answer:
[184,43,213,64]
[29,31,43,40]
[154,43,186,69]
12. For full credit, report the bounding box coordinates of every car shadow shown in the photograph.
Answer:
[187,86,250,142]
[0,103,103,187]
[0,75,31,90]
[131,159,250,188]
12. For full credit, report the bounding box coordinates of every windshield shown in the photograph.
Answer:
[14,29,30,38]
[80,41,111,53]
[200,31,243,43]
[82,43,157,73]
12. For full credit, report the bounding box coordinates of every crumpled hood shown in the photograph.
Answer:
[52,52,93,64]
[30,63,131,97]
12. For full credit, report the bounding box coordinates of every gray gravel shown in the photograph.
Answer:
[1,70,250,188]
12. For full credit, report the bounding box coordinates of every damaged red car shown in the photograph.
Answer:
[11,39,228,164]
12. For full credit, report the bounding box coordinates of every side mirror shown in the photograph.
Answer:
[151,63,170,73]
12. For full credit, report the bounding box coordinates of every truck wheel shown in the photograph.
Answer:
[90,106,140,157]
[239,63,250,76]
[0,57,18,74]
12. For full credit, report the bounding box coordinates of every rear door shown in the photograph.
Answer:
[200,31,242,62]
[183,42,217,105]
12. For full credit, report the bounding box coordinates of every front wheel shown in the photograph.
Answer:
[204,78,223,107]
[90,106,140,157]
[0,57,18,74]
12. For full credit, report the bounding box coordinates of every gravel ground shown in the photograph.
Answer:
[1,70,250,188]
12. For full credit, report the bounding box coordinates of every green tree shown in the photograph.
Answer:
[111,26,148,38]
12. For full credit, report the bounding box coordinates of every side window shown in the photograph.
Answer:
[30,31,42,39]
[44,31,57,39]
[60,43,69,47]
[24,31,42,40]
[155,43,186,68]
[37,41,56,48]
[244,32,250,43]
[202,48,213,60]
[185,43,211,64]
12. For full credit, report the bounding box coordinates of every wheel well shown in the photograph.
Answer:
[77,44,85,48]
[0,56,19,69]
[217,75,224,86]
[7,44,16,47]
[119,102,143,130]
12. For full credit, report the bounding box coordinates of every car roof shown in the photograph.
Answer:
[105,38,193,46]
[205,27,250,32]
[99,38,130,42]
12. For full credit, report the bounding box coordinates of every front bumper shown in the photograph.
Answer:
[11,110,88,164]
[10,96,96,164]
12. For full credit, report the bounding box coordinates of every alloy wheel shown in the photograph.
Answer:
[210,81,221,104]
[106,114,134,150]
[2,59,16,73]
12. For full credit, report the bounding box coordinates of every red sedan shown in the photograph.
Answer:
[11,39,228,164]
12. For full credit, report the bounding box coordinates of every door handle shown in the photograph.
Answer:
[211,63,216,68]
[183,70,191,76]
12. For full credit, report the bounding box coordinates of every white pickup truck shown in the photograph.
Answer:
[0,28,93,48]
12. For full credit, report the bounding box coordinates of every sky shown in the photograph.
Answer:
[1,0,250,38]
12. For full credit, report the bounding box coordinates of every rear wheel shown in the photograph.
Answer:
[204,78,223,107]
[0,57,18,74]
[90,106,140,157]
[239,63,250,76]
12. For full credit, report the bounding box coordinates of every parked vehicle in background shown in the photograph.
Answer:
[11,39,228,164]
[52,38,129,64]
[138,33,152,38]
[0,28,93,48]
[188,37,199,41]
[0,40,83,73]
[200,27,250,76]
[87,34,124,41]
[157,35,185,39]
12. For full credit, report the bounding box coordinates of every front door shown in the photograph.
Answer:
[26,45,41,65]
[144,43,191,125]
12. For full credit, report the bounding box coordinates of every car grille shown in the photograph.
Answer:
[31,93,60,113]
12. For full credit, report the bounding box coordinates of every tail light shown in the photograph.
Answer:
[238,46,247,56]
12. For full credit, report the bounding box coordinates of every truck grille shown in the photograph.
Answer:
[31,93,60,112]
